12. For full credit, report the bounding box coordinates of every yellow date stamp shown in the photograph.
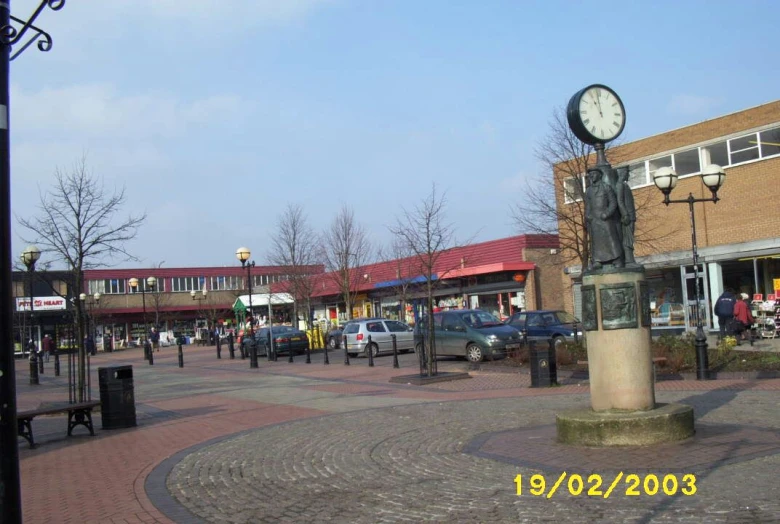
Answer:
[514,472,697,498]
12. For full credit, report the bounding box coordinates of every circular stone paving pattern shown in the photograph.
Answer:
[163,391,780,523]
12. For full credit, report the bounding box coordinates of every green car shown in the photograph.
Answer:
[415,309,523,362]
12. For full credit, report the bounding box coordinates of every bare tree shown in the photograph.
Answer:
[269,204,321,329]
[512,107,669,269]
[321,205,372,322]
[389,184,457,377]
[17,156,145,401]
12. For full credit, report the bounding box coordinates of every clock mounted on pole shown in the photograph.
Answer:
[556,84,695,447]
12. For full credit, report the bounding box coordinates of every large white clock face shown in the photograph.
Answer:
[578,86,625,142]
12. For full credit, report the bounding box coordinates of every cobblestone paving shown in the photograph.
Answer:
[165,390,780,523]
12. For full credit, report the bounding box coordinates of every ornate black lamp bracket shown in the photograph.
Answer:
[1,0,65,61]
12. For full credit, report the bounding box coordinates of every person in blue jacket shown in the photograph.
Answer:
[713,288,737,340]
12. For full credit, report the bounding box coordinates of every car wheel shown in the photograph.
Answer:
[364,343,379,358]
[328,337,338,350]
[466,343,483,363]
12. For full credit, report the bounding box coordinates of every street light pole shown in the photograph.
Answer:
[1,4,65,520]
[130,277,156,365]
[654,164,726,381]
[22,246,41,383]
[236,247,257,368]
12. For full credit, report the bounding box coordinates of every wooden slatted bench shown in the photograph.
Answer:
[17,401,101,449]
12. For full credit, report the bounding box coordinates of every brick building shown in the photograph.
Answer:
[558,100,780,332]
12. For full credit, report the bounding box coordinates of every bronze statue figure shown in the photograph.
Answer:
[615,166,636,265]
[585,165,623,270]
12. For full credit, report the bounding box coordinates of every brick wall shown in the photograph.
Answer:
[523,247,564,310]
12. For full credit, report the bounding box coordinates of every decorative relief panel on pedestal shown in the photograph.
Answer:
[599,283,637,330]
[639,281,651,327]
[582,285,597,331]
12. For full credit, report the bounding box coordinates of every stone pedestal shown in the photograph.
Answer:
[555,267,694,447]
[581,268,654,411]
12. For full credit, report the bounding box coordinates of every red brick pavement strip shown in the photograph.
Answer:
[13,344,780,523]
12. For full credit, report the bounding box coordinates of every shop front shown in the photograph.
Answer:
[460,270,529,321]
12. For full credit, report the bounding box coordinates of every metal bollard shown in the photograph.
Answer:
[250,338,259,369]
[367,334,374,367]
[54,350,60,376]
[269,333,276,362]
[288,336,294,363]
[147,341,154,365]
[343,334,350,365]
[178,342,184,368]
[38,352,44,374]
[216,336,222,359]
[305,343,311,364]
[29,354,39,385]
[323,342,330,365]
[392,334,399,368]
[228,333,235,359]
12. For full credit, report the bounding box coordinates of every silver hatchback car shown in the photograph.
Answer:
[342,318,415,358]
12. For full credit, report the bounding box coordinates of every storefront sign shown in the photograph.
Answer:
[774,278,780,295]
[512,273,526,283]
[753,294,763,302]
[16,296,67,312]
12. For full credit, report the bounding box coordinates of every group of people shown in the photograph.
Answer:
[585,164,637,270]
[714,289,754,345]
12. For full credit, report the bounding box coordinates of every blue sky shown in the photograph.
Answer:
[9,0,779,269]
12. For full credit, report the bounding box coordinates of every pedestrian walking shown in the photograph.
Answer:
[85,334,97,356]
[732,293,755,346]
[150,327,160,352]
[713,288,737,341]
[42,334,53,362]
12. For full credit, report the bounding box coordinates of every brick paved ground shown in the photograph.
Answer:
[14,343,780,523]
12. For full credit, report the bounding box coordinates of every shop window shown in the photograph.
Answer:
[171,277,202,292]
[90,278,125,294]
[729,133,760,164]
[759,126,780,157]
[701,141,728,167]
[627,162,647,188]
[648,155,672,181]
[673,148,700,176]
[563,177,584,204]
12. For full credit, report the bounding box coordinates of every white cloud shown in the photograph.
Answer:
[11,83,244,140]
[666,94,723,116]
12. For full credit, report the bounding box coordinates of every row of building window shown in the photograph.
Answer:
[87,273,292,295]
[563,124,780,203]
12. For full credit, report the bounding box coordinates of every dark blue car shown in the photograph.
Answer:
[504,310,583,350]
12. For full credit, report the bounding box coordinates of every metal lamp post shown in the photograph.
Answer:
[653,164,726,381]
[236,247,258,368]
[21,245,41,383]
[190,288,208,349]
[79,292,100,355]
[129,276,156,365]
[2,3,67,522]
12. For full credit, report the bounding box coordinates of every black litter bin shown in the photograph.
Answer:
[529,340,557,387]
[98,365,136,429]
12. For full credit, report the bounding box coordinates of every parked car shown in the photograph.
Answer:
[342,318,415,358]
[242,325,309,356]
[416,309,522,362]
[325,327,344,349]
[504,310,583,350]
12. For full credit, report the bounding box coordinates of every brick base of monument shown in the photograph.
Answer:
[555,403,695,446]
